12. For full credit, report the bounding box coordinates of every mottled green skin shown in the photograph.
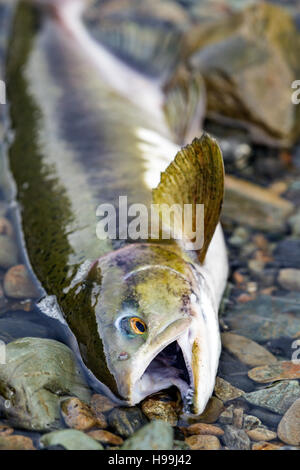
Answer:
[6,3,194,396]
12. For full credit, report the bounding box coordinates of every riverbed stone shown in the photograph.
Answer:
[0,434,36,450]
[0,235,18,270]
[246,427,277,442]
[221,332,277,367]
[222,425,251,450]
[214,377,244,402]
[185,422,224,437]
[0,337,91,431]
[3,264,39,299]
[61,397,107,430]
[222,176,294,232]
[277,398,300,445]
[121,420,173,450]
[185,434,221,450]
[40,429,103,450]
[108,407,148,438]
[141,392,179,426]
[224,294,300,342]
[192,397,224,424]
[278,269,300,292]
[248,361,300,383]
[252,440,284,450]
[90,393,116,414]
[244,380,300,415]
[86,429,123,446]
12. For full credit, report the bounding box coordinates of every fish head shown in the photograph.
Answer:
[91,243,221,414]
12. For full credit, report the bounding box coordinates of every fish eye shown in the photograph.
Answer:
[118,316,147,336]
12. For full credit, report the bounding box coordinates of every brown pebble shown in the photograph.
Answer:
[0,435,36,450]
[0,218,13,237]
[0,425,14,436]
[277,398,300,446]
[233,408,244,429]
[247,428,277,442]
[214,377,244,402]
[185,434,221,450]
[191,397,224,424]
[141,393,179,426]
[90,394,116,414]
[61,397,107,431]
[237,293,255,303]
[86,429,123,446]
[185,423,224,437]
[252,441,284,450]
[4,265,39,299]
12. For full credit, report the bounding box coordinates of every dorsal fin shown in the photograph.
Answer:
[152,133,224,263]
[163,65,206,145]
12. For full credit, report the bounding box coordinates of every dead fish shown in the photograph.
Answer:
[6,0,228,414]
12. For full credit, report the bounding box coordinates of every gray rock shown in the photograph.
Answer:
[108,407,148,438]
[0,235,18,270]
[121,420,173,450]
[40,429,103,450]
[244,381,300,415]
[0,337,91,431]
[274,240,300,269]
[224,293,300,342]
[222,425,251,450]
[243,414,262,431]
[278,398,300,446]
[278,269,300,292]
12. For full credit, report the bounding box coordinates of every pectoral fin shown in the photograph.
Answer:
[152,132,224,263]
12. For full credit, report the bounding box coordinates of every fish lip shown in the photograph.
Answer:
[123,318,195,407]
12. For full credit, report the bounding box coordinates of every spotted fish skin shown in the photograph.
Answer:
[6,1,228,413]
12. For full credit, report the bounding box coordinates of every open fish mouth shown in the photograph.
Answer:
[132,339,194,407]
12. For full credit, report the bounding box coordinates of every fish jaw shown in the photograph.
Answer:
[114,276,221,415]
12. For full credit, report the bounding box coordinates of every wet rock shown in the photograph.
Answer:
[0,235,18,269]
[277,398,300,446]
[244,380,300,415]
[0,337,91,431]
[191,397,224,424]
[273,240,300,269]
[221,332,277,367]
[222,425,251,450]
[243,414,262,431]
[90,393,116,414]
[86,429,123,446]
[141,392,179,426]
[0,424,13,436]
[0,218,13,237]
[233,407,244,429]
[218,405,233,425]
[185,434,221,450]
[278,269,300,292]
[4,265,39,299]
[185,423,224,437]
[252,441,284,450]
[249,408,282,428]
[121,420,173,450]
[222,176,294,232]
[188,3,300,146]
[108,407,148,438]
[173,440,189,450]
[40,429,103,450]
[248,361,300,383]
[228,226,250,247]
[224,294,300,342]
[0,434,36,450]
[218,351,254,391]
[61,397,106,431]
[246,427,277,442]
[289,211,300,237]
[214,377,244,402]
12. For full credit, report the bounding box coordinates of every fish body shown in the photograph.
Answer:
[6,1,228,413]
